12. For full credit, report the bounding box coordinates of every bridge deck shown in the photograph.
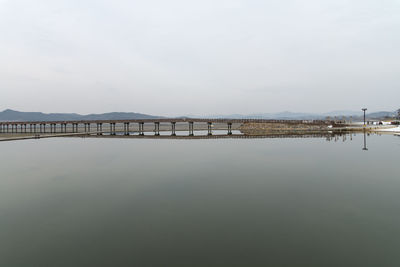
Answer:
[0,118,332,125]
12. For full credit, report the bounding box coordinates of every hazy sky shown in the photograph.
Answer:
[0,0,399,116]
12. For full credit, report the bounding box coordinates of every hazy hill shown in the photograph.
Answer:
[193,110,397,120]
[1,109,397,122]
[0,109,162,121]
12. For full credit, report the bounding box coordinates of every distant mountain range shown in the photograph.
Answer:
[0,109,397,122]
[191,110,398,120]
[0,109,162,121]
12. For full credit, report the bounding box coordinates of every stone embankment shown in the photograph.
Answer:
[239,121,345,135]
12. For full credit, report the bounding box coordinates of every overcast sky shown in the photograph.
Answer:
[0,0,399,116]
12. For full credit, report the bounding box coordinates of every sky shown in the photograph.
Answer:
[0,0,399,116]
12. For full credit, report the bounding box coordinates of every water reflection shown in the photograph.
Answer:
[0,134,399,266]
[89,131,375,150]
[363,129,368,151]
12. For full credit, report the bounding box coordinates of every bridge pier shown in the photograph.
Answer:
[72,123,79,133]
[189,122,194,136]
[154,122,160,136]
[123,122,130,135]
[207,122,212,135]
[110,123,116,135]
[139,122,144,135]
[96,123,103,135]
[171,122,176,136]
[227,122,232,135]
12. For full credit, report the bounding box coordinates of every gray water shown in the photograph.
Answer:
[0,134,399,267]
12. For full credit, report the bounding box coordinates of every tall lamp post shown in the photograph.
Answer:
[362,108,367,127]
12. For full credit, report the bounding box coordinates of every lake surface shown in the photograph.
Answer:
[0,134,399,266]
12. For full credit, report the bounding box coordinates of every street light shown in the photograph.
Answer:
[362,108,367,126]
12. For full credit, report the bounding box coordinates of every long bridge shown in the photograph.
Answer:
[0,118,333,136]
[0,118,336,135]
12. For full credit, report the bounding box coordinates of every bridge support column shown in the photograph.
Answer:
[227,122,232,135]
[189,122,194,136]
[171,122,176,136]
[139,122,144,135]
[72,123,79,133]
[96,123,103,135]
[110,123,116,135]
[24,124,27,133]
[123,122,130,135]
[154,122,160,136]
[207,122,212,135]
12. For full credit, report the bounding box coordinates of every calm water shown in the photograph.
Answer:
[0,134,399,267]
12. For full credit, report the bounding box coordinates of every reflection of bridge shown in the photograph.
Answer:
[0,130,358,143]
[0,118,333,136]
[89,133,340,140]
